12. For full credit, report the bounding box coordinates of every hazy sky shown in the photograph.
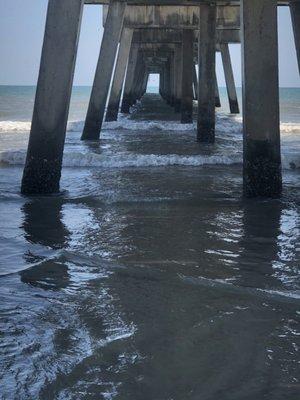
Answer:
[0,0,299,87]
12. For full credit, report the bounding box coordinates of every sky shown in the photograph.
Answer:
[0,0,299,88]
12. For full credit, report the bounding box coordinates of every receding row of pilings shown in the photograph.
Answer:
[21,0,300,198]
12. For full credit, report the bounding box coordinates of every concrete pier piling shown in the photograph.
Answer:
[121,43,139,113]
[242,0,282,197]
[290,0,300,74]
[22,0,297,197]
[220,43,239,114]
[21,0,84,195]
[197,4,217,142]
[181,30,194,123]
[214,71,221,108]
[174,43,182,113]
[105,28,133,121]
[193,63,198,101]
[81,1,125,139]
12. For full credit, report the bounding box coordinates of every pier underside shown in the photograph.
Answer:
[21,0,300,197]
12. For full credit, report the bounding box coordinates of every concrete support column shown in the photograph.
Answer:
[121,44,139,113]
[197,4,217,142]
[141,72,149,96]
[165,59,172,104]
[169,54,175,106]
[290,1,300,74]
[174,43,182,112]
[159,72,163,98]
[21,0,84,194]
[81,1,125,139]
[132,59,145,102]
[242,0,282,197]
[193,63,198,100]
[220,43,239,114]
[181,30,194,123]
[105,28,133,122]
[215,71,221,108]
[162,62,170,103]
[135,68,145,100]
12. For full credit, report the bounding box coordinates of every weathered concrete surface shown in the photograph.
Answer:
[123,5,240,30]
[81,1,125,139]
[220,43,239,113]
[242,0,282,197]
[181,30,194,123]
[21,0,84,194]
[132,27,240,45]
[290,1,300,74]
[197,4,217,142]
[105,28,133,121]
[121,43,139,113]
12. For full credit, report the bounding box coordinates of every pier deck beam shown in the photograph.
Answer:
[220,43,239,114]
[197,4,217,142]
[81,1,125,139]
[242,0,282,197]
[181,29,194,123]
[21,0,84,195]
[290,0,300,74]
[105,28,133,122]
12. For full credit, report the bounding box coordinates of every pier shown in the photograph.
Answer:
[21,0,300,197]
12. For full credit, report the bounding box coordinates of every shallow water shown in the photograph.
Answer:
[0,93,300,399]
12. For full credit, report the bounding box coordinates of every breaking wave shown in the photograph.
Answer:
[0,118,299,135]
[1,114,299,170]
[0,150,242,168]
[1,149,300,170]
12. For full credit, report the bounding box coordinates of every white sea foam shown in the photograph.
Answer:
[1,148,300,170]
[0,119,196,133]
[280,122,300,134]
[1,114,299,170]
[0,150,242,168]
[0,120,32,132]
[0,117,299,135]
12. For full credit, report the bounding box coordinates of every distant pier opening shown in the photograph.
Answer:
[147,74,159,94]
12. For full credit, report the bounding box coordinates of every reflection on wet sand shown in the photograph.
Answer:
[20,198,70,290]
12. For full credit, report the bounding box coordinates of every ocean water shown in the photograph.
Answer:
[0,86,300,399]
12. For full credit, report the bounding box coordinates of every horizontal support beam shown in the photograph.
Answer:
[86,1,292,5]
[132,28,240,43]
[103,5,241,29]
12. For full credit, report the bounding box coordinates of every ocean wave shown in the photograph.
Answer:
[1,149,300,170]
[0,150,242,168]
[0,120,32,132]
[1,118,299,135]
[280,122,300,134]
[0,119,210,133]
